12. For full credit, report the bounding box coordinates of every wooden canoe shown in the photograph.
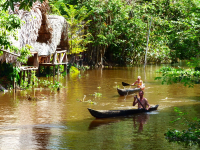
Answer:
[117,88,141,96]
[88,105,159,118]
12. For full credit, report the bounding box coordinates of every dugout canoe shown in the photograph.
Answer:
[88,105,159,118]
[117,88,141,96]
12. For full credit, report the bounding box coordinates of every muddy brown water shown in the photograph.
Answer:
[0,63,200,150]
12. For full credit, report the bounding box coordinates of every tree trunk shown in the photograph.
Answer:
[96,45,99,67]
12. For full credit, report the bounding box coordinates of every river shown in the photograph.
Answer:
[0,63,200,150]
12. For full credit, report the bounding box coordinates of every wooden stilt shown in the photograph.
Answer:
[64,64,67,74]
[57,65,59,76]
[53,66,55,76]
[28,70,31,85]
[37,66,40,77]
[39,50,68,76]
[32,71,35,86]
[23,70,26,86]
[19,71,22,87]
[13,79,15,92]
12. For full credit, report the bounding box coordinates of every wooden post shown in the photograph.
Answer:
[57,65,59,76]
[28,70,31,86]
[13,79,15,92]
[23,70,26,86]
[33,52,39,77]
[53,66,55,76]
[64,51,67,74]
[64,64,67,74]
[32,71,35,86]
[12,65,17,92]
[37,66,40,77]
[18,71,22,87]
[59,53,62,63]
[53,52,56,76]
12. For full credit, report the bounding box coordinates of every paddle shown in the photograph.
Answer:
[122,82,136,86]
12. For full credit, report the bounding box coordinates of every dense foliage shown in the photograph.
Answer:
[1,0,200,81]
[0,1,21,54]
[0,0,32,63]
[2,0,45,10]
[165,107,200,146]
[75,0,200,65]
[79,0,134,65]
[1,0,200,66]
[50,1,92,54]
[155,66,200,87]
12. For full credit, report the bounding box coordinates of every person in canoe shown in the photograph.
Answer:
[131,76,145,90]
[133,91,150,110]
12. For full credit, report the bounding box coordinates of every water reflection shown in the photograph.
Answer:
[33,126,51,150]
[133,113,149,132]
[0,63,199,149]
[88,118,121,130]
[88,113,150,132]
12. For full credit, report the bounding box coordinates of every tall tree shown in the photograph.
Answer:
[79,0,133,66]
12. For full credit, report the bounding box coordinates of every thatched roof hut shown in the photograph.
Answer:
[0,1,69,66]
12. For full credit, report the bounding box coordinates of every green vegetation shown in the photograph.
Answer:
[1,0,200,65]
[0,1,32,63]
[0,62,63,91]
[165,107,200,146]
[69,66,80,74]
[76,0,200,65]
[1,0,200,66]
[50,2,92,54]
[1,0,200,89]
[2,0,44,11]
[155,66,200,87]
[88,92,102,97]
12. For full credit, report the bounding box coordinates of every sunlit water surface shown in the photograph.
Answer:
[0,63,200,150]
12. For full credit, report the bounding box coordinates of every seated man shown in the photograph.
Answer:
[132,76,145,90]
[133,91,150,110]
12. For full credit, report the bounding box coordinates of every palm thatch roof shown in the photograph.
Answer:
[0,1,69,65]
[33,15,68,56]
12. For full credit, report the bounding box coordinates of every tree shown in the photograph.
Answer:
[2,0,45,11]
[50,1,92,56]
[0,0,33,64]
[0,8,21,53]
[79,0,133,66]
